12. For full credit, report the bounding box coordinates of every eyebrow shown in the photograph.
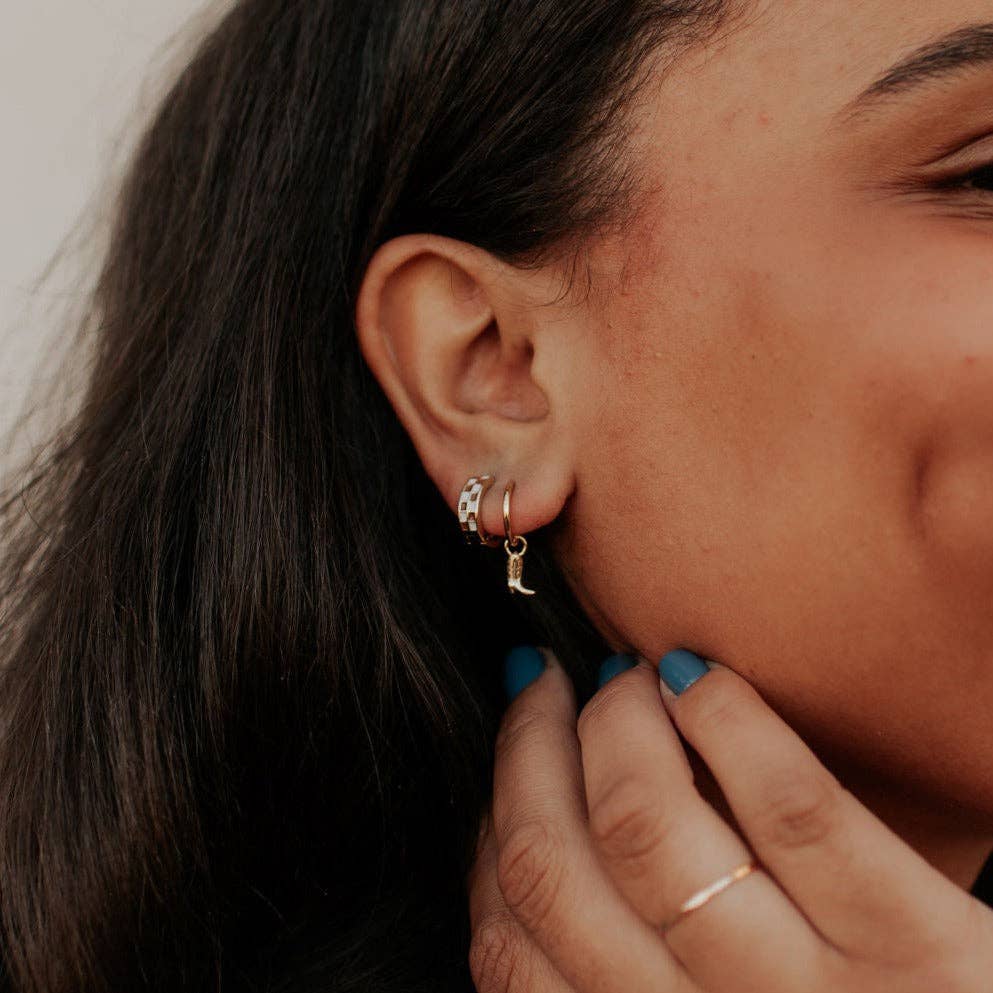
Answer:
[838,23,993,125]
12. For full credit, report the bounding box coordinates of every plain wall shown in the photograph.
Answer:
[0,1,218,464]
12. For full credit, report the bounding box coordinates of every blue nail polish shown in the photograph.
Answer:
[597,652,636,688]
[658,649,710,695]
[504,645,546,702]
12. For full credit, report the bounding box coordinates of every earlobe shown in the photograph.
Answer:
[353,232,578,540]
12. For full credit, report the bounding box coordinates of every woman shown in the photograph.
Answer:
[3,0,993,989]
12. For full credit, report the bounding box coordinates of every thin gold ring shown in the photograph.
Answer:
[502,479,524,550]
[658,859,761,936]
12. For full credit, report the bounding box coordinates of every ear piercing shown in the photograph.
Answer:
[457,475,502,547]
[502,480,535,596]
[457,475,536,596]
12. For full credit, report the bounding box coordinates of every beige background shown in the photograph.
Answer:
[0,1,216,468]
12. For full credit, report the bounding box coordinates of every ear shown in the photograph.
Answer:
[353,233,579,539]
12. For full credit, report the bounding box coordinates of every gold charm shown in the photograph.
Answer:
[504,536,536,595]
[498,479,537,596]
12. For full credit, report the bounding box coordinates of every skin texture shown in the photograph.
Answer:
[355,0,993,899]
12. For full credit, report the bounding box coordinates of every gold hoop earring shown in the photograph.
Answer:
[457,475,501,547]
[502,480,536,596]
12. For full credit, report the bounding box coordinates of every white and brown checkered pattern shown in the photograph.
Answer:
[457,474,495,544]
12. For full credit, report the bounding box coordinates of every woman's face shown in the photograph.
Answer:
[565,0,993,826]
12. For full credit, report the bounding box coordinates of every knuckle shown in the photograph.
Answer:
[468,912,531,993]
[589,777,674,865]
[755,770,846,850]
[496,819,566,931]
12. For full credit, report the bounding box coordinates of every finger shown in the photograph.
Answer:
[467,810,577,993]
[579,662,828,992]
[658,651,970,959]
[491,648,698,993]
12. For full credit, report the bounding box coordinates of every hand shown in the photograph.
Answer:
[466,648,993,992]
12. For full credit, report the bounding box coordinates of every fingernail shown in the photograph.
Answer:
[504,645,546,702]
[597,652,636,688]
[658,648,710,696]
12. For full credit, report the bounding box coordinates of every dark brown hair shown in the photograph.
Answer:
[0,2,740,990]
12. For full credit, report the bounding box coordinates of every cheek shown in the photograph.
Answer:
[912,365,993,582]
[922,443,993,581]
[568,232,993,816]
[850,293,993,596]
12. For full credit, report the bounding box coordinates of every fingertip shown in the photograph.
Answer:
[597,651,637,689]
[504,645,547,702]
[658,648,713,697]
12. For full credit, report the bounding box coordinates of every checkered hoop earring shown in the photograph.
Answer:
[456,475,537,596]
[457,475,501,547]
